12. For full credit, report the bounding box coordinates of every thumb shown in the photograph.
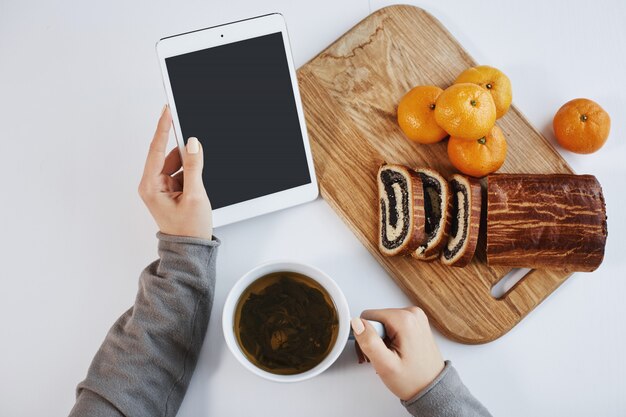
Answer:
[351,318,396,371]
[182,137,205,195]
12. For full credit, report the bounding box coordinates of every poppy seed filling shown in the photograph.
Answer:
[414,172,443,256]
[419,172,442,240]
[443,179,470,259]
[380,169,410,249]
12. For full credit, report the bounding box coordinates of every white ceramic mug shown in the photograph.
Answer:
[222,261,385,383]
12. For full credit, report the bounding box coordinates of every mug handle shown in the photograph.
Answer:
[348,320,386,340]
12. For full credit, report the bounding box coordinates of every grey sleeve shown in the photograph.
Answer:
[69,232,220,417]
[402,361,492,417]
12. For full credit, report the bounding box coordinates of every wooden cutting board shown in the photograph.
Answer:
[296,5,574,344]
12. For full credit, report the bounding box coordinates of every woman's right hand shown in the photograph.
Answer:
[351,307,445,401]
[138,105,213,239]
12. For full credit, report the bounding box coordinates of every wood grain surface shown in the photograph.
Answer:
[296,5,574,344]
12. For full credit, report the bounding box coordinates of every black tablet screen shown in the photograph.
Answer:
[165,31,311,209]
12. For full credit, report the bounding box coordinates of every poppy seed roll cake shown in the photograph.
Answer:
[486,174,607,272]
[412,168,452,260]
[441,174,482,267]
[378,164,426,256]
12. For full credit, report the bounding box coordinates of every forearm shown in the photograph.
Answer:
[69,233,220,417]
[403,361,492,417]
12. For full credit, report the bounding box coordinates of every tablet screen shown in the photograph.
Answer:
[165,32,311,210]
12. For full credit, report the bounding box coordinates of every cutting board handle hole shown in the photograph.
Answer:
[491,268,532,299]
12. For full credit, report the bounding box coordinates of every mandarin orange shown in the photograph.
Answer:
[553,98,611,154]
[448,125,507,177]
[455,66,512,119]
[434,83,496,140]
[397,85,448,144]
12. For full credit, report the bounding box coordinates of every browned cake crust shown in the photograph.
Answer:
[420,252,439,262]
[487,174,607,272]
[378,164,427,256]
[441,175,482,267]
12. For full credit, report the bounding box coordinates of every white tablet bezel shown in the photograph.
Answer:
[156,14,318,228]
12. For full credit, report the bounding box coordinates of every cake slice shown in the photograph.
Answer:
[378,164,426,256]
[412,168,451,261]
[441,174,482,267]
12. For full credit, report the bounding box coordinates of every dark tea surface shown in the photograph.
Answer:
[234,272,339,375]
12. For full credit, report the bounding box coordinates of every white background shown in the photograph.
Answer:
[1,0,625,416]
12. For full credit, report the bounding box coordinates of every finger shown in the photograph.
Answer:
[361,308,399,322]
[351,318,397,371]
[142,105,172,180]
[355,339,368,364]
[361,308,405,336]
[182,137,205,195]
[162,147,182,176]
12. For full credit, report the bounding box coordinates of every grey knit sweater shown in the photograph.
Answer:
[68,233,491,417]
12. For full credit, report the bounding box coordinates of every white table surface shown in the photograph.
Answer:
[1,0,625,416]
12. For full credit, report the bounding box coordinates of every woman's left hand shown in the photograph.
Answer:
[138,105,213,239]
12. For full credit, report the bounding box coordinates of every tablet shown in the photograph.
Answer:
[156,14,318,227]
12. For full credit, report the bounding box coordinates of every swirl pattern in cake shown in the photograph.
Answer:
[377,164,426,256]
[412,168,452,261]
[441,174,482,267]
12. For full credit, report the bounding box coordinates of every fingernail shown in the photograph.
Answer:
[351,317,365,335]
[160,104,168,117]
[187,137,200,154]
